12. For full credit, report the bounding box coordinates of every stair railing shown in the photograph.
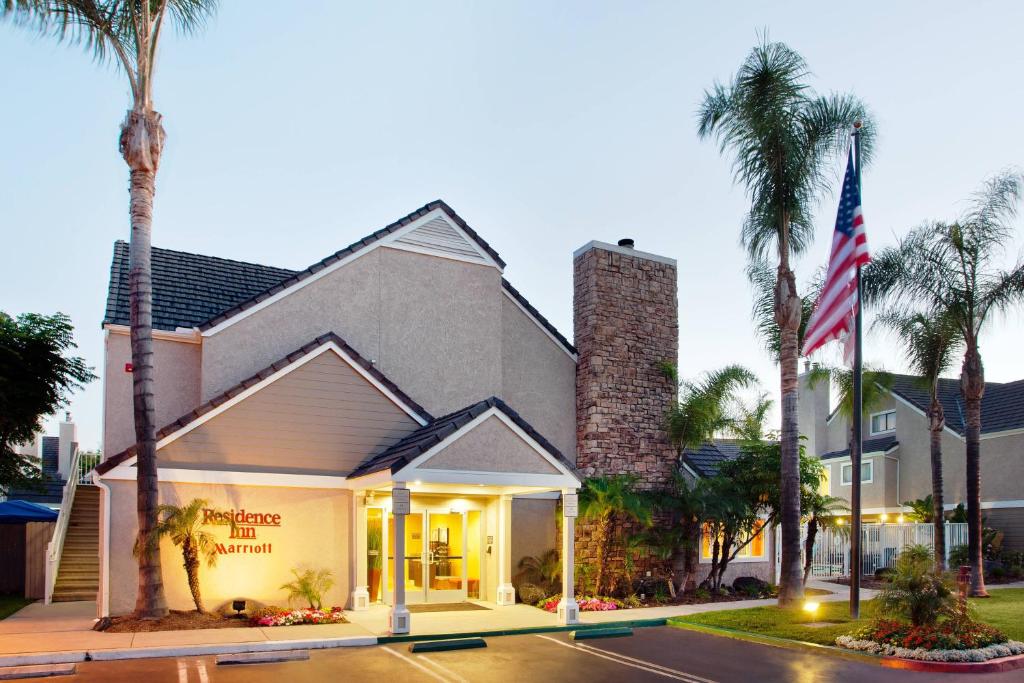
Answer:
[45,446,83,604]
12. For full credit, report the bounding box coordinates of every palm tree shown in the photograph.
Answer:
[2,0,219,618]
[864,171,1024,596]
[698,39,873,605]
[662,363,758,451]
[876,311,962,569]
[807,365,894,435]
[148,498,224,613]
[281,568,334,610]
[802,492,848,585]
[578,474,652,596]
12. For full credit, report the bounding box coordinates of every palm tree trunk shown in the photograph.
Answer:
[961,345,988,597]
[121,108,168,619]
[594,514,611,596]
[183,541,204,613]
[803,515,818,585]
[928,397,946,571]
[776,259,804,606]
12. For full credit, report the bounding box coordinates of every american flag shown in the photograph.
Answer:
[802,149,870,365]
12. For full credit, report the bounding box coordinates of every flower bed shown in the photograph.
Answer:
[837,618,1024,662]
[537,595,624,613]
[249,606,347,627]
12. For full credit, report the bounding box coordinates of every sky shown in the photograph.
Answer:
[2,0,1023,451]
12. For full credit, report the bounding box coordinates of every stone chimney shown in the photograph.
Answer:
[798,361,829,458]
[573,240,678,488]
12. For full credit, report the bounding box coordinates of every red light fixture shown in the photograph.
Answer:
[124,363,133,373]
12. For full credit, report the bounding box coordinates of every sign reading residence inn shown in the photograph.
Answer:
[203,507,282,555]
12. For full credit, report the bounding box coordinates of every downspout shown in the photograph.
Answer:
[884,452,899,512]
[93,472,112,618]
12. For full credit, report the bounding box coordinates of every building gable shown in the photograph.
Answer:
[416,415,560,475]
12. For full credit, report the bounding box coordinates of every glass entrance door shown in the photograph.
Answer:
[426,512,466,602]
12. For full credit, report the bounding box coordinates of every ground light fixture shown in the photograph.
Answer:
[802,601,821,615]
[232,599,246,618]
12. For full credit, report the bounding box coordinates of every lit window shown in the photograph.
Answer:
[701,520,766,560]
[841,461,872,485]
[871,410,896,434]
[818,467,831,496]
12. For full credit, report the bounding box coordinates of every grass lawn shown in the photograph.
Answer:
[671,588,1024,647]
[0,595,32,620]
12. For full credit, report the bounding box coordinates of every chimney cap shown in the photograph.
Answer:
[617,238,635,248]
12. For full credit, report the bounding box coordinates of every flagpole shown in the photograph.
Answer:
[850,121,864,619]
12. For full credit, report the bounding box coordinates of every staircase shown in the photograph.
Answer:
[51,485,99,602]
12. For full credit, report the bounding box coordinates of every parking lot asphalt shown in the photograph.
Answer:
[68,626,1023,682]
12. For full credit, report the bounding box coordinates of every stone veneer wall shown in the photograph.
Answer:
[573,242,679,587]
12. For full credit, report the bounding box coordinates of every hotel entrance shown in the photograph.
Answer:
[371,505,483,604]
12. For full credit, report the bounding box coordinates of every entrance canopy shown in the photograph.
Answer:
[348,396,581,493]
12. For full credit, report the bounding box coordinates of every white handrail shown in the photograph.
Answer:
[45,446,83,604]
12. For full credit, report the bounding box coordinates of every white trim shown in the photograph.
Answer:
[99,465,349,489]
[201,208,501,337]
[501,288,578,362]
[869,409,896,436]
[981,427,1024,440]
[840,459,874,486]
[104,323,201,344]
[572,240,677,267]
[92,474,111,618]
[394,406,580,483]
[679,460,701,480]
[941,500,1024,511]
[106,340,429,472]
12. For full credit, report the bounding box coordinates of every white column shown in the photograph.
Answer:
[388,486,410,634]
[351,494,369,610]
[557,488,579,625]
[496,494,516,605]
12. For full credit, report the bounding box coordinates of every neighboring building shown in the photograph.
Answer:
[5,414,79,506]
[800,364,1024,549]
[78,201,681,628]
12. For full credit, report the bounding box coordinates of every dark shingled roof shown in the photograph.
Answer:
[349,396,578,479]
[103,241,297,331]
[196,200,506,331]
[889,374,1024,436]
[681,440,749,478]
[821,435,899,460]
[95,332,432,475]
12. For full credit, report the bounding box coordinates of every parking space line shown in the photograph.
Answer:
[380,645,450,682]
[534,635,717,683]
[418,654,469,683]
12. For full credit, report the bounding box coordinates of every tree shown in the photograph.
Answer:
[801,491,848,585]
[698,39,873,605]
[0,312,95,495]
[876,311,962,569]
[660,363,756,593]
[903,495,936,523]
[3,0,219,618]
[864,170,1024,596]
[578,474,652,596]
[807,365,894,450]
[650,473,710,594]
[699,474,760,591]
[281,568,334,610]
[145,498,226,613]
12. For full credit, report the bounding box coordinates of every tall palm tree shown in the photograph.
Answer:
[875,311,962,569]
[698,40,874,604]
[864,171,1024,596]
[150,498,224,613]
[802,492,848,585]
[578,474,652,596]
[2,0,218,618]
[662,363,758,451]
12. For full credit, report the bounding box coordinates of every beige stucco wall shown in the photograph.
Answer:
[500,295,576,458]
[103,330,201,457]
[200,247,505,418]
[422,416,560,474]
[826,455,888,509]
[105,480,351,616]
[511,498,558,572]
[159,350,420,475]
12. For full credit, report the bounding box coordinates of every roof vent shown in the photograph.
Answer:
[617,238,635,248]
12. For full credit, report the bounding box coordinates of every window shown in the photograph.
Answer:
[841,460,873,485]
[701,520,766,560]
[871,410,896,434]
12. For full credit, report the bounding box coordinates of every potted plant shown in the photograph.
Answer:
[367,526,383,602]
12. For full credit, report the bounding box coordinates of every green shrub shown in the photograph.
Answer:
[877,545,953,627]
[948,544,969,569]
[280,568,334,610]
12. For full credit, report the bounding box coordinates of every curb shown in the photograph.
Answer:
[377,618,667,644]
[879,652,1024,674]
[0,637,376,667]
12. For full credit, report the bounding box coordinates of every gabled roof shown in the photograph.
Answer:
[95,332,432,475]
[889,374,1024,436]
[681,439,749,478]
[197,200,505,332]
[103,241,297,331]
[349,396,577,479]
[821,435,899,460]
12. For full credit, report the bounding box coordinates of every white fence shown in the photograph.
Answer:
[775,522,969,580]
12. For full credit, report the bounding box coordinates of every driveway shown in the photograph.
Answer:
[68,626,1020,682]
